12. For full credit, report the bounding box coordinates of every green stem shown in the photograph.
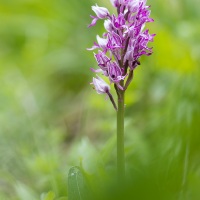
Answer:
[117,88,125,181]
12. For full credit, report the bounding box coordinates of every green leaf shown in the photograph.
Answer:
[68,166,90,200]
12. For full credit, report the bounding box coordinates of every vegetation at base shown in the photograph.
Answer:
[0,0,200,199]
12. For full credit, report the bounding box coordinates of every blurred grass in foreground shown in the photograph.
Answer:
[0,0,200,199]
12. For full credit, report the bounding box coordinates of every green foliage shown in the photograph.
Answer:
[0,0,200,199]
[41,191,55,200]
[68,166,90,200]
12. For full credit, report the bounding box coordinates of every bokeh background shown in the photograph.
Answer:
[0,0,200,199]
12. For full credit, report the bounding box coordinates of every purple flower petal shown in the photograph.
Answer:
[88,16,98,27]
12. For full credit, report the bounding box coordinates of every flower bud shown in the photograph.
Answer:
[110,0,120,7]
[94,51,110,70]
[107,32,122,50]
[104,19,113,32]
[96,35,108,50]
[112,14,125,29]
[92,4,109,19]
[108,61,123,83]
[92,75,110,94]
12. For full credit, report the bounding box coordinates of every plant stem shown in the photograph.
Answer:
[117,87,125,181]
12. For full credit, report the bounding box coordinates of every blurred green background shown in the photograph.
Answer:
[0,0,200,199]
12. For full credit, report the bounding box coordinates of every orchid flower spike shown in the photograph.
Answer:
[88,0,155,109]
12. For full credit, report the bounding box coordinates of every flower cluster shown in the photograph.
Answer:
[88,0,155,109]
